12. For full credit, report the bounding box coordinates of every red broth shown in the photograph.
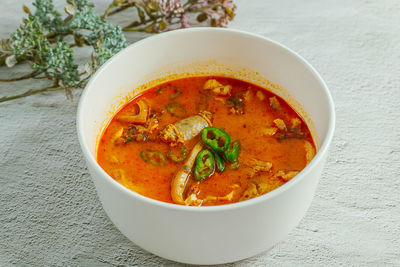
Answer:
[97,77,316,206]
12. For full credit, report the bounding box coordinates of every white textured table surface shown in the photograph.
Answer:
[1,0,399,266]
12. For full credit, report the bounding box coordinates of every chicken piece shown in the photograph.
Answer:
[276,117,308,141]
[244,90,252,102]
[123,124,149,142]
[147,116,159,133]
[184,193,203,206]
[112,128,124,145]
[269,96,281,111]
[213,85,232,95]
[239,182,259,201]
[256,91,266,101]
[275,170,300,182]
[273,118,287,131]
[114,111,161,144]
[204,79,222,90]
[215,97,226,104]
[203,79,232,96]
[160,111,212,145]
[243,158,273,178]
[112,124,148,143]
[257,180,284,194]
[203,191,235,203]
[239,179,284,202]
[304,140,316,164]
[259,127,278,136]
[290,118,302,132]
[187,182,201,196]
[185,184,238,206]
[227,92,246,115]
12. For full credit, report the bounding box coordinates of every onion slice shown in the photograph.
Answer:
[171,141,203,204]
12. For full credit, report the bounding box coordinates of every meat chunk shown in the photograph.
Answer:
[112,128,124,145]
[160,111,212,145]
[257,180,283,195]
[256,91,266,101]
[113,110,160,144]
[275,170,299,182]
[290,118,302,132]
[273,118,287,131]
[243,158,273,178]
[203,79,222,90]
[239,182,259,201]
[184,194,203,206]
[227,92,246,115]
[258,127,278,136]
[244,90,252,101]
[123,125,149,142]
[269,96,281,111]
[275,117,309,141]
[203,79,232,96]
[203,191,235,202]
[239,179,283,201]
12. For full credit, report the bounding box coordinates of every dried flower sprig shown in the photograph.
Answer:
[0,0,236,103]
[103,0,236,33]
[0,0,127,102]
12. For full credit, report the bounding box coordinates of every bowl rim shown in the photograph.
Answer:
[77,27,335,212]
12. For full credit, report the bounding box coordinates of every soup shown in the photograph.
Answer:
[97,77,316,206]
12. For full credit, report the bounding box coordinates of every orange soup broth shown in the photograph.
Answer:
[97,77,315,205]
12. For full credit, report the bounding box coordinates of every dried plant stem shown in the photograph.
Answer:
[104,1,236,33]
[103,5,132,18]
[0,71,38,82]
[0,86,64,103]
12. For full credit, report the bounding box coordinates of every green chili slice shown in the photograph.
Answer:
[201,127,231,153]
[166,102,187,118]
[140,150,166,166]
[170,87,182,99]
[227,96,243,106]
[224,140,240,162]
[214,152,225,173]
[194,149,215,181]
[167,146,188,163]
[228,161,240,170]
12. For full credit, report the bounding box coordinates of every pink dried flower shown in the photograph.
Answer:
[104,0,237,33]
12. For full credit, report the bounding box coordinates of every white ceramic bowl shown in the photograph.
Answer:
[77,28,335,265]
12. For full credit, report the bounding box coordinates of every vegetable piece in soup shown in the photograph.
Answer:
[97,77,316,206]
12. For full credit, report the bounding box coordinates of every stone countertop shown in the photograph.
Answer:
[0,0,399,266]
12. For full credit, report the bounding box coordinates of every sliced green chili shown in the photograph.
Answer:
[166,102,187,118]
[214,152,225,173]
[170,87,182,99]
[194,149,215,181]
[228,161,240,170]
[201,127,231,153]
[227,96,243,106]
[140,150,166,166]
[167,146,188,163]
[157,88,163,95]
[224,140,240,162]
